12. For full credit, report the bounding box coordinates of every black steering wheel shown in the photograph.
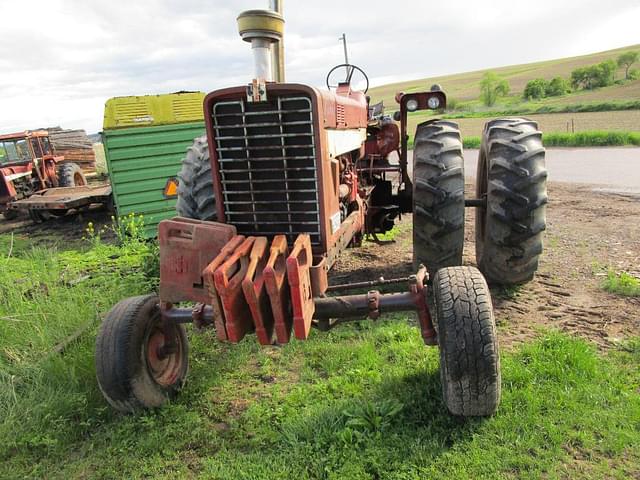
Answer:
[326,63,369,94]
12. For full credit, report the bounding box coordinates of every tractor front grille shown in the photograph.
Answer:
[211,95,320,245]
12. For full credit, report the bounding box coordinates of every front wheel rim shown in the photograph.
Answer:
[145,326,183,387]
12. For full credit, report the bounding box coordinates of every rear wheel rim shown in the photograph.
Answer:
[74,172,86,186]
[476,152,488,249]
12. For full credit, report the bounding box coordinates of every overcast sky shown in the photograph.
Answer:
[1,0,638,134]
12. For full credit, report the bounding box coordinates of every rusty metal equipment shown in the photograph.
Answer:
[0,130,91,220]
[8,185,112,222]
[96,1,548,418]
[102,91,207,237]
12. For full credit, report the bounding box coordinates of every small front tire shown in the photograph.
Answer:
[95,294,189,413]
[434,266,501,416]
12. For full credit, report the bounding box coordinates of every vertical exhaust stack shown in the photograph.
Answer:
[237,8,285,82]
[269,0,285,82]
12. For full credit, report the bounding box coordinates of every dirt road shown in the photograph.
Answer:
[463,147,640,194]
[405,147,640,194]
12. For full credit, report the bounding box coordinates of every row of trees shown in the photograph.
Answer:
[518,51,638,102]
[571,51,638,90]
[523,77,570,100]
[570,60,618,90]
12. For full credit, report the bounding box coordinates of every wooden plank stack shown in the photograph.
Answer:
[47,127,97,172]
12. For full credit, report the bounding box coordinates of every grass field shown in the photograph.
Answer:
[405,109,640,139]
[368,44,640,141]
[1,231,639,479]
[602,270,640,297]
[459,131,640,149]
[369,44,640,110]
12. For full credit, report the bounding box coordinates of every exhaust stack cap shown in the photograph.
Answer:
[237,9,284,81]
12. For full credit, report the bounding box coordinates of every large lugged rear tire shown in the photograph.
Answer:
[176,136,216,220]
[412,120,465,274]
[475,118,547,285]
[95,294,189,413]
[57,162,87,187]
[434,266,501,416]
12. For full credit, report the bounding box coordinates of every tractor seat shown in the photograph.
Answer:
[368,101,384,121]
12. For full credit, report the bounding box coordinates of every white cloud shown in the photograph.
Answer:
[0,0,638,133]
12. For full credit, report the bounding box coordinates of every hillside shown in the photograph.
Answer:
[369,44,640,113]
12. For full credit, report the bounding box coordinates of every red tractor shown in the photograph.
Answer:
[0,130,87,220]
[96,7,547,417]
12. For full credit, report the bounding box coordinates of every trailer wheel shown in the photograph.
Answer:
[57,162,87,187]
[28,209,51,223]
[413,120,465,274]
[434,266,500,416]
[176,136,216,220]
[95,294,189,413]
[2,209,18,220]
[476,118,547,285]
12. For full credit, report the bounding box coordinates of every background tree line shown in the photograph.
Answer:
[522,51,638,101]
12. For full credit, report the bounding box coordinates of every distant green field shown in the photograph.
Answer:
[459,131,640,149]
[407,109,640,138]
[369,44,640,127]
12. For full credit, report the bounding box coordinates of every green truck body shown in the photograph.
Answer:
[102,92,205,237]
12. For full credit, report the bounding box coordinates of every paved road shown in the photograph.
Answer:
[408,147,640,194]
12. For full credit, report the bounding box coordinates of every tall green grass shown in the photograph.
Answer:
[462,137,482,149]
[1,227,639,478]
[3,320,639,479]
[0,228,639,479]
[543,130,640,147]
[0,230,157,466]
[602,270,640,296]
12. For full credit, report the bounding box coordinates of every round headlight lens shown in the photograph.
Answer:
[427,96,440,109]
[406,98,419,111]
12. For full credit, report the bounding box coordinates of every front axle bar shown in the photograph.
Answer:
[161,269,437,345]
[163,290,419,324]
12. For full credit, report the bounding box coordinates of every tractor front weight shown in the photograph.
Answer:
[158,216,437,346]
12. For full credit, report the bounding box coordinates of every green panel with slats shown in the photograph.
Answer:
[103,120,205,238]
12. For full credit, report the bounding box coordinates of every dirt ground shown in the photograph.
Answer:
[1,182,638,349]
[333,182,640,349]
[0,205,115,244]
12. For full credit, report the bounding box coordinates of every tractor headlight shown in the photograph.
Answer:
[427,96,440,109]
[406,98,419,111]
